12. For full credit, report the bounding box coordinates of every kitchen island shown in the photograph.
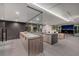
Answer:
[20,32,43,56]
[43,33,58,45]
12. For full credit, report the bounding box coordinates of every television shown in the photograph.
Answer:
[62,25,74,30]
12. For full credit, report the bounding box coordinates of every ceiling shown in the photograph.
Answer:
[0,3,40,23]
[30,3,79,25]
[0,3,79,25]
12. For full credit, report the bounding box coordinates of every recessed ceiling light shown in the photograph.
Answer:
[1,17,4,19]
[1,16,4,19]
[36,18,39,21]
[32,3,70,22]
[30,21,32,22]
[15,19,18,22]
[16,11,20,15]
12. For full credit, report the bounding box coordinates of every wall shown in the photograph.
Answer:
[0,21,3,41]
[6,21,26,40]
[0,20,26,40]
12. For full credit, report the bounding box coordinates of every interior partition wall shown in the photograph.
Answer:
[6,21,26,40]
[0,20,26,41]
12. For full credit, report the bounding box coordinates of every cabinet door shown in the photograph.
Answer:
[45,35,49,43]
[29,37,43,56]
[43,34,48,42]
[47,35,51,43]
[43,34,51,44]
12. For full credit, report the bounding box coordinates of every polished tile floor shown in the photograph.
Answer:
[0,39,27,56]
[0,34,79,56]
[44,35,79,56]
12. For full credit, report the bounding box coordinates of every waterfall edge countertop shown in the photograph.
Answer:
[20,32,43,56]
[20,32,40,39]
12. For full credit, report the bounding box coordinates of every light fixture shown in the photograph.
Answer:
[73,16,79,19]
[32,3,70,22]
[14,23,19,26]
[1,17,4,19]
[30,21,33,22]
[36,18,39,21]
[1,16,4,19]
[70,16,79,22]
[15,19,18,22]
[16,11,20,15]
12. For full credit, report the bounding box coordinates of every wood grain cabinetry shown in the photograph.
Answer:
[29,37,43,56]
[43,33,58,45]
[58,33,65,39]
[20,32,43,56]
[43,34,52,44]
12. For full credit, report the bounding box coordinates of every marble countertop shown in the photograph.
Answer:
[26,33,40,39]
[43,33,58,35]
[20,32,40,39]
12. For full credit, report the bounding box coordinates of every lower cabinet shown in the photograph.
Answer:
[28,37,43,56]
[20,32,43,56]
[51,34,58,45]
[43,34,52,44]
[43,34,58,45]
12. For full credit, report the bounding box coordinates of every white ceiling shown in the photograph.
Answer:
[31,3,79,25]
[0,3,79,25]
[0,3,40,23]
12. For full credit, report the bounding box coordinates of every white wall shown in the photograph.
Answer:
[0,3,5,19]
